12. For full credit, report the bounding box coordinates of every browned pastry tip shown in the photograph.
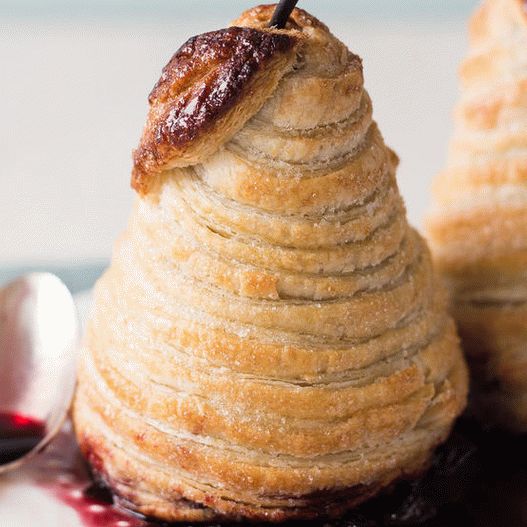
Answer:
[233,3,329,31]
[131,26,303,194]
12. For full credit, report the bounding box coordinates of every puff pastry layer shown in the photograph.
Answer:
[74,4,468,522]
[427,0,527,431]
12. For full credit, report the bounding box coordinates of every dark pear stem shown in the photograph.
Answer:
[269,0,299,29]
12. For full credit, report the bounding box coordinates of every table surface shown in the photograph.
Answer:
[1,0,479,273]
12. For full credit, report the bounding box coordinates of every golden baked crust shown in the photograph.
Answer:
[74,4,468,522]
[427,0,527,431]
[132,26,302,194]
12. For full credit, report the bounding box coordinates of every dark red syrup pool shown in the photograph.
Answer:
[1,415,526,527]
[0,412,45,465]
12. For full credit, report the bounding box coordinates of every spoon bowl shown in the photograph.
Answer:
[0,273,79,473]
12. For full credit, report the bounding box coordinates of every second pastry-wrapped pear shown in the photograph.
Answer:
[74,5,468,522]
[427,0,527,432]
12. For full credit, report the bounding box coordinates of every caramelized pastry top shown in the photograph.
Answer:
[131,5,367,194]
[132,25,302,193]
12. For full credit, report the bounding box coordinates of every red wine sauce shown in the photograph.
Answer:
[47,481,147,527]
[0,412,45,465]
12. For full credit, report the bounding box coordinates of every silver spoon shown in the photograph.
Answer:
[0,273,79,474]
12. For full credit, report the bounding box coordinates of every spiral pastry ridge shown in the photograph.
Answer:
[74,5,468,521]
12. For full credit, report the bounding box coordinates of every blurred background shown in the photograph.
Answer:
[1,0,479,291]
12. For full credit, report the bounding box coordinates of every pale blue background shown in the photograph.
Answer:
[0,1,477,20]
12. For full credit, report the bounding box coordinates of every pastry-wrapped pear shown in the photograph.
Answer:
[74,5,468,522]
[427,0,527,433]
